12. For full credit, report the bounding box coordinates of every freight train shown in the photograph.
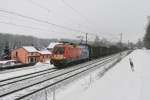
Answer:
[50,43,121,67]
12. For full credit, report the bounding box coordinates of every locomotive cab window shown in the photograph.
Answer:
[54,47,64,54]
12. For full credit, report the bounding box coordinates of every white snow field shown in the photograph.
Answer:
[55,50,150,100]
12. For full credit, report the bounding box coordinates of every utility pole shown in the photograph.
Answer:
[119,33,123,55]
[147,16,150,22]
[76,35,83,44]
[128,40,130,49]
[120,33,122,48]
[86,33,88,44]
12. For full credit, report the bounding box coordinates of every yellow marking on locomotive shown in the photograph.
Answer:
[52,54,65,60]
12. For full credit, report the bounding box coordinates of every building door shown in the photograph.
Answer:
[30,57,34,63]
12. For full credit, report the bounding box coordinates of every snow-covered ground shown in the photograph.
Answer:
[0,63,54,81]
[54,50,149,100]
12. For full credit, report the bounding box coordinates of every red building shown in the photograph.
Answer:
[11,46,52,64]
[38,50,51,62]
[11,46,40,64]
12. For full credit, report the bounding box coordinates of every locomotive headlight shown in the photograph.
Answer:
[53,54,66,60]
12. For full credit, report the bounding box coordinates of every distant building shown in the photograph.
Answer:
[11,46,51,64]
[47,42,61,52]
[11,46,40,64]
[38,50,51,62]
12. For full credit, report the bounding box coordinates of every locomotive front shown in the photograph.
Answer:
[50,44,67,66]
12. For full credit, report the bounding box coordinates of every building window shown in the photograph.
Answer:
[16,52,18,57]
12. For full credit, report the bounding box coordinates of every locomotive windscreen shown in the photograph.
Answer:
[54,47,64,54]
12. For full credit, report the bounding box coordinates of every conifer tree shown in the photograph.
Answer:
[144,22,150,49]
[3,41,11,60]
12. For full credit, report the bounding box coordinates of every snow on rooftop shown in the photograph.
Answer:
[22,46,38,52]
[38,50,51,55]
[47,42,61,49]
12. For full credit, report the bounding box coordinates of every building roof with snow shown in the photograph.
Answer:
[22,46,38,52]
[38,50,51,55]
[47,42,61,49]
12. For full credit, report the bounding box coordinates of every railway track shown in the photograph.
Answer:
[0,54,113,87]
[0,52,128,100]
[0,68,57,86]
[0,63,52,75]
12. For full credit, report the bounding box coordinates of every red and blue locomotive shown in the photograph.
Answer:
[50,43,89,67]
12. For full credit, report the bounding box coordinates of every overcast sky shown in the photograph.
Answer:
[0,0,149,43]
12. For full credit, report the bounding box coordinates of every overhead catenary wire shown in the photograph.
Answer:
[60,0,103,41]
[26,0,51,13]
[0,21,48,31]
[0,9,101,39]
[27,0,99,36]
[26,0,76,27]
[61,0,98,32]
[0,20,80,39]
[0,20,73,34]
[26,0,96,35]
[0,9,86,33]
[61,0,90,23]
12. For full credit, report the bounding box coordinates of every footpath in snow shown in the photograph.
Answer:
[55,50,150,100]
